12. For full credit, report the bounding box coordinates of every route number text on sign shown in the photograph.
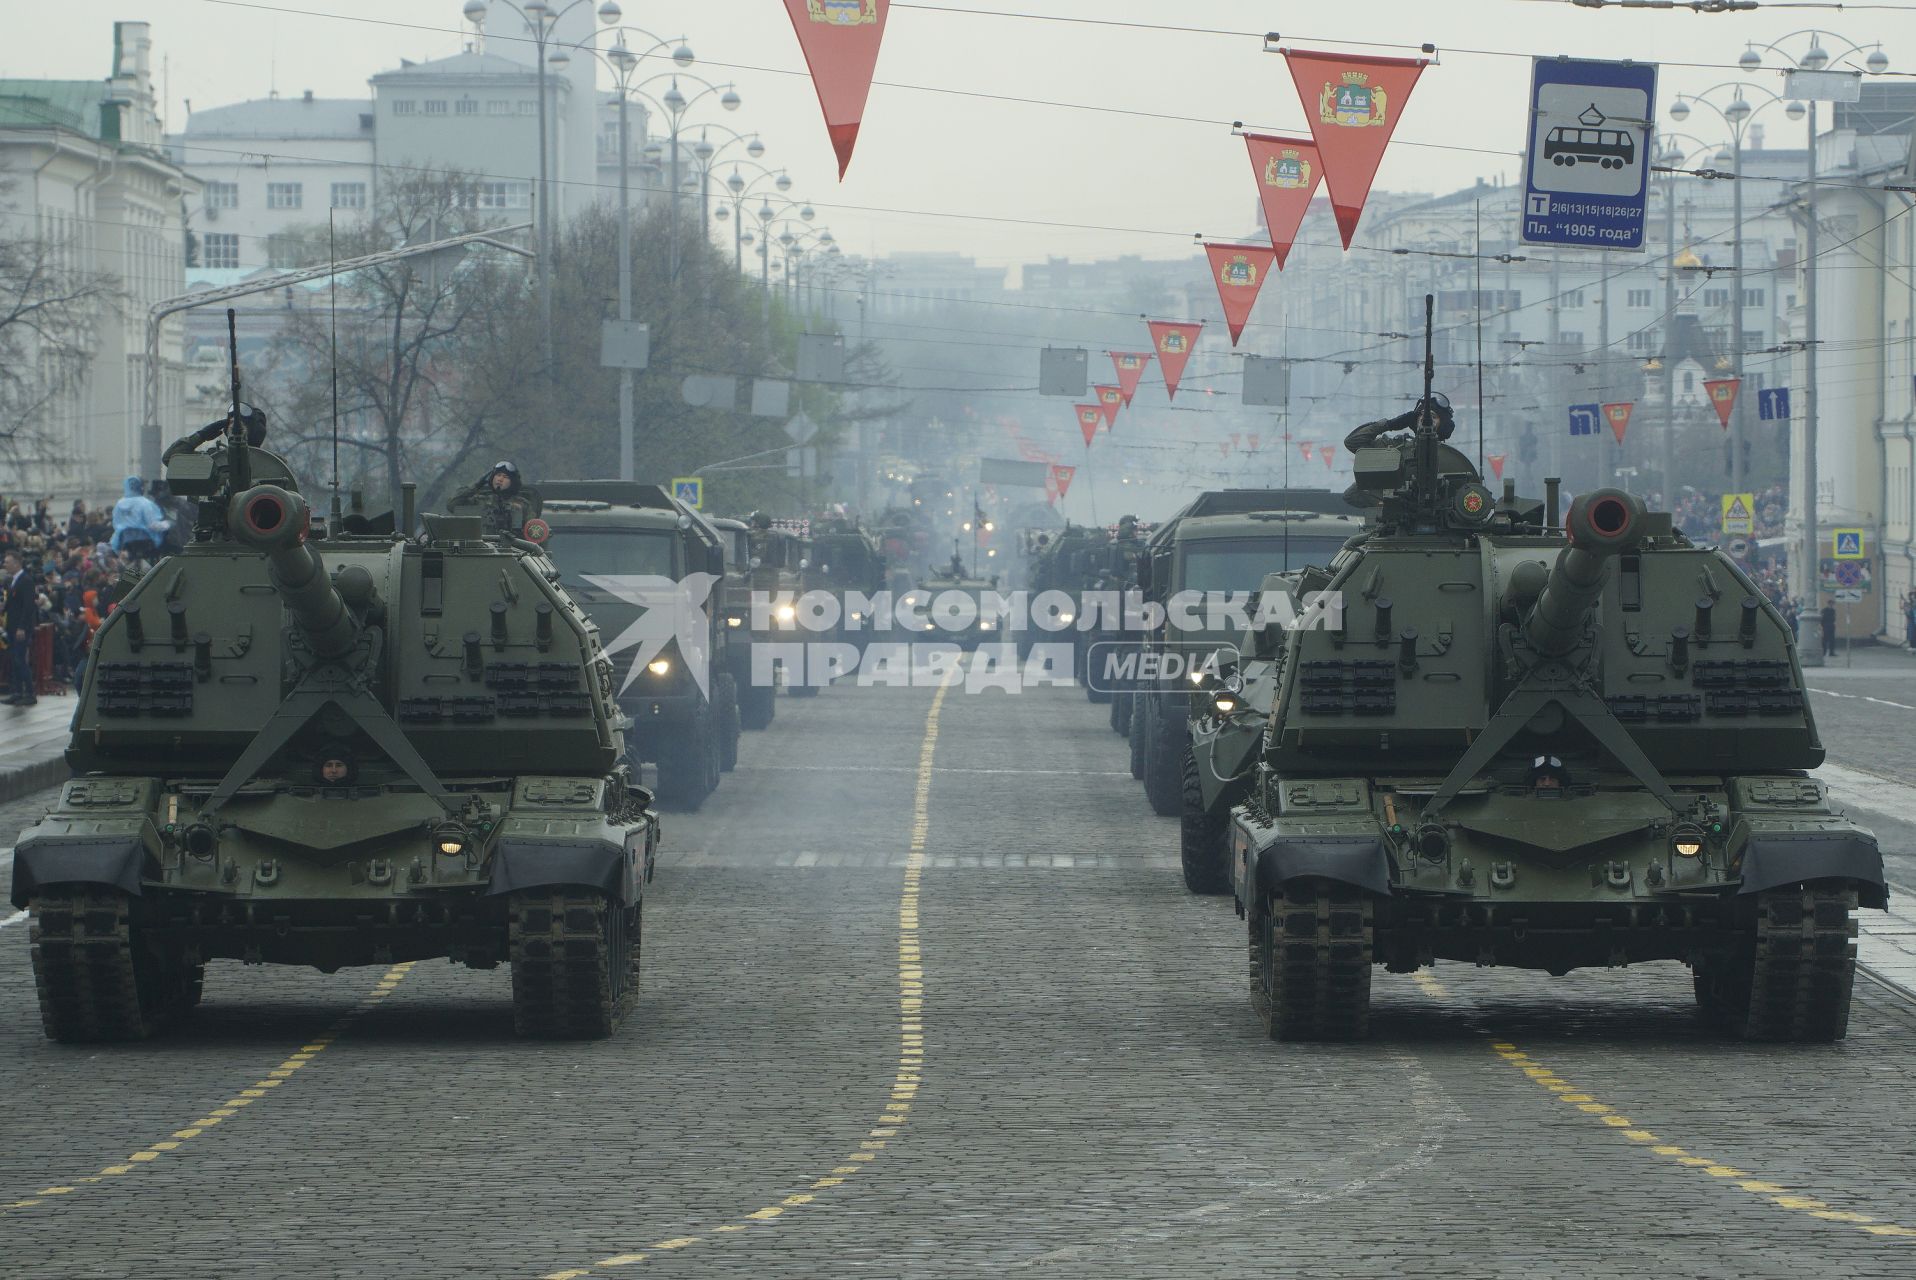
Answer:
[1522,58,1658,252]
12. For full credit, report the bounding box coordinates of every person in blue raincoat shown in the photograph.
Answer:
[110,477,170,563]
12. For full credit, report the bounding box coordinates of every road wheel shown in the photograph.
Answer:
[715,673,741,772]
[508,889,634,1039]
[1740,884,1858,1042]
[1128,693,1146,780]
[1256,879,1373,1041]
[1179,748,1231,895]
[1143,705,1183,817]
[29,889,180,1042]
[1110,690,1130,736]
[738,676,776,730]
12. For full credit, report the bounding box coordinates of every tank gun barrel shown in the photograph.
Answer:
[1522,488,1646,657]
[228,485,360,660]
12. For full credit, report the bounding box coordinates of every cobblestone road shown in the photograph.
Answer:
[3,668,1916,1278]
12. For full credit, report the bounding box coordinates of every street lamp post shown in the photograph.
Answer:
[683,125,763,245]
[1668,85,1806,497]
[1737,30,1890,665]
[463,0,620,381]
[629,75,740,279]
[714,163,791,273]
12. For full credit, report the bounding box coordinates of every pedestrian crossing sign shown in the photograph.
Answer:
[1832,528,1865,560]
[1720,492,1755,536]
[672,477,703,510]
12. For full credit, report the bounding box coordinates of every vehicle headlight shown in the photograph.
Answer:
[726,615,743,628]
[432,822,470,857]
[981,618,997,629]
[1212,694,1238,715]
[1672,828,1704,858]
[1059,610,1075,624]
[1188,668,1207,686]
[850,611,864,622]
[647,658,672,676]
[775,603,797,624]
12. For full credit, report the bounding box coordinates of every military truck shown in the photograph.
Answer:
[1131,491,1363,817]
[539,483,740,807]
[738,515,814,713]
[810,515,887,653]
[710,517,765,729]
[913,552,1001,649]
[1021,523,1104,670]
[1228,376,1886,1042]
[1093,517,1151,729]
[10,409,655,1042]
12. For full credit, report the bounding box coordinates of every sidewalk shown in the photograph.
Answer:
[0,694,74,804]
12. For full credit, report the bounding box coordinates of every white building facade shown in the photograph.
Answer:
[0,21,197,497]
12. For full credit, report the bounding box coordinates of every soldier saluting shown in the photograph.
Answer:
[449,461,543,537]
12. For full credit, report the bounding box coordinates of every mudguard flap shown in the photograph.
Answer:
[10,835,149,909]
[1740,831,1888,909]
[488,835,645,905]
[1253,832,1391,897]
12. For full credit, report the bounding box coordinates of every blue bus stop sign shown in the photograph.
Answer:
[1522,58,1658,252]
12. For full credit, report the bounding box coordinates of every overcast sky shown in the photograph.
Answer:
[14,1,1916,269]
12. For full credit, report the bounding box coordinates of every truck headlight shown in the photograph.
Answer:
[1672,827,1704,858]
[647,658,672,676]
[726,615,743,628]
[432,822,470,857]
[775,604,797,624]
[1211,694,1238,715]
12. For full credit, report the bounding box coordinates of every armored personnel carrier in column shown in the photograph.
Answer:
[10,396,655,1042]
[1229,305,1885,1042]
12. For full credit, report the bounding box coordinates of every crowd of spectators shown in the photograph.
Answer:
[0,478,196,704]
[1669,482,1790,543]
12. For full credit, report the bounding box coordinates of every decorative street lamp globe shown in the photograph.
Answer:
[747,137,766,159]
[800,205,816,222]
[1725,97,1752,124]
[1668,99,1690,122]
[525,0,549,17]
[741,230,755,246]
[693,135,715,162]
[775,174,792,192]
[608,42,636,73]
[779,231,796,248]
[1714,146,1734,168]
[727,169,745,196]
[1868,49,1891,74]
[642,142,663,165]
[1787,101,1807,121]
[714,204,730,222]
[1739,47,1761,71]
[547,48,570,68]
[1802,43,1830,71]
[463,0,487,22]
[596,1,620,24]
[664,81,687,114]
[673,44,695,67]
[757,201,774,221]
[721,89,741,111]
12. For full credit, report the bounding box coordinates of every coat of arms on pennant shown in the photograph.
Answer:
[808,0,878,24]
[1320,72,1388,127]
[1264,149,1311,188]
[1160,331,1186,353]
[1220,254,1258,287]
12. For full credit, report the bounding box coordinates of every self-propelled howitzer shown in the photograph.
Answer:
[1227,393,1885,1044]
[11,423,657,1042]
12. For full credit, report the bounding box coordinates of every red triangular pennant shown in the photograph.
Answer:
[1703,378,1739,429]
[1204,243,1278,346]
[1602,402,1634,444]
[1146,321,1203,399]
[1242,132,1323,268]
[1488,453,1506,481]
[1109,351,1153,406]
[1247,433,1261,451]
[782,0,890,179]
[1300,441,1314,463]
[1050,463,1075,499]
[1322,444,1337,470]
[1094,384,1123,429]
[1283,48,1428,249]
[1075,403,1102,446]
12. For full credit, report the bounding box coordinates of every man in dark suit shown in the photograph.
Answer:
[3,549,40,705]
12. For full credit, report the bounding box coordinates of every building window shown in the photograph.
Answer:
[1627,288,1652,307]
[203,233,240,269]
[1561,290,1584,308]
[1703,287,1731,308]
[1627,329,1657,352]
[392,99,416,115]
[518,100,536,115]
[1741,329,1763,349]
[424,100,448,115]
[1741,287,1766,307]
[456,98,478,116]
[204,181,239,210]
[488,100,511,116]
[331,182,367,209]
[266,182,303,210]
[1560,330,1584,346]
[1683,371,1695,392]
[473,180,532,210]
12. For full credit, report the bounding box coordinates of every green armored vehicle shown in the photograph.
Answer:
[809,514,887,653]
[913,552,1001,649]
[1131,491,1363,817]
[538,482,740,807]
[10,412,656,1042]
[1229,382,1886,1042]
[710,516,767,729]
[1021,523,1103,667]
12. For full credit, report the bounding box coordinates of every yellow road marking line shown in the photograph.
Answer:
[1,961,416,1215]
[1408,975,1914,1241]
[535,670,959,1277]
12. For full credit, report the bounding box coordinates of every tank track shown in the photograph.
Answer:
[1744,884,1858,1042]
[1253,878,1373,1041]
[508,890,637,1039]
[1179,750,1231,895]
[29,889,177,1043]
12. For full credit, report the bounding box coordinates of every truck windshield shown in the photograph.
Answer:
[541,528,678,586]
[1178,536,1348,593]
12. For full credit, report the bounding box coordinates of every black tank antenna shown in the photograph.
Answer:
[225,307,252,492]
[1420,292,1436,419]
[329,209,342,525]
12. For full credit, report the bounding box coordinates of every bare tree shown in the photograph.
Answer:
[261,168,525,505]
[0,179,118,478]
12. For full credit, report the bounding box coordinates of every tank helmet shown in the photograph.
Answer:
[749,511,773,530]
[1528,754,1569,788]
[487,460,521,494]
[1420,393,1456,441]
